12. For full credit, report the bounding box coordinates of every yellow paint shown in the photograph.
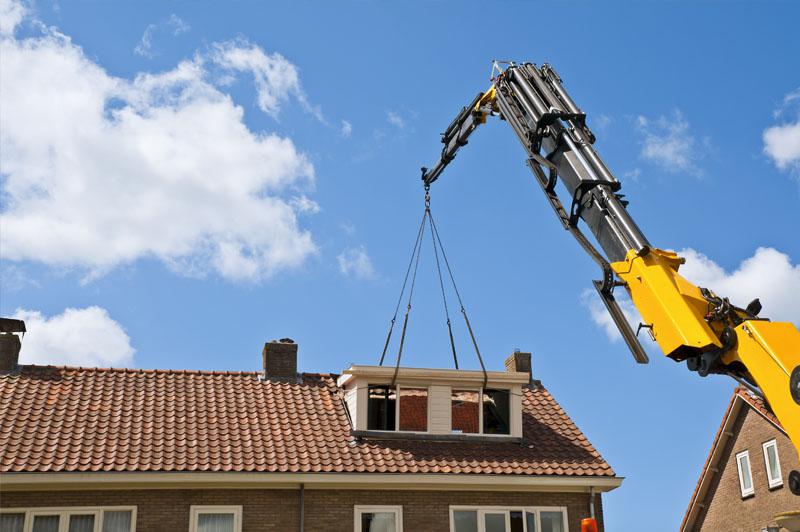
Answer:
[473,86,497,124]
[612,248,720,360]
[613,247,800,463]
[732,321,800,460]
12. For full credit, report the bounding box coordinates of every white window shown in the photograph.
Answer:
[0,507,135,532]
[367,385,429,433]
[450,506,568,532]
[189,506,242,532]
[762,439,783,488]
[735,450,755,497]
[451,389,511,436]
[355,505,403,532]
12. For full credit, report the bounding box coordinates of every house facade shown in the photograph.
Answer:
[681,387,800,531]
[1,332,620,532]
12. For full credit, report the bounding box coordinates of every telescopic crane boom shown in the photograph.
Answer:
[420,61,800,494]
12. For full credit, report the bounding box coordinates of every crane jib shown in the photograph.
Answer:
[418,62,800,485]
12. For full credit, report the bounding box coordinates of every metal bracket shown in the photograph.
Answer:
[593,280,650,364]
[569,179,622,226]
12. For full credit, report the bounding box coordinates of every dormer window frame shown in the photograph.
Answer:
[339,365,528,440]
[366,383,432,433]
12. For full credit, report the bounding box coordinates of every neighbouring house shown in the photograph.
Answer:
[681,387,800,531]
[0,329,621,532]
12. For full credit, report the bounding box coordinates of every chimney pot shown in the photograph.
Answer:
[505,350,532,386]
[263,338,298,382]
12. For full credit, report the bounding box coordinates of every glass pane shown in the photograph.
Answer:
[540,512,563,532]
[509,511,524,532]
[525,512,537,532]
[485,513,507,532]
[452,390,479,434]
[32,516,60,532]
[0,514,25,532]
[399,387,427,432]
[453,510,478,532]
[68,514,95,532]
[102,511,132,532]
[739,455,752,490]
[197,513,234,532]
[483,389,511,435]
[367,386,396,431]
[767,444,780,481]
[361,512,396,532]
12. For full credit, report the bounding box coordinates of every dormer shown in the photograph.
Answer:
[337,351,533,441]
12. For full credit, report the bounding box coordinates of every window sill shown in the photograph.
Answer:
[351,430,522,444]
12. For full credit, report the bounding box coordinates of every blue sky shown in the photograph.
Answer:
[2,0,799,529]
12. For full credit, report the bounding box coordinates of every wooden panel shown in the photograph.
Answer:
[428,384,452,434]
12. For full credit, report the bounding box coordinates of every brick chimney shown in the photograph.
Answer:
[0,318,25,373]
[0,334,22,373]
[262,338,298,381]
[505,348,532,386]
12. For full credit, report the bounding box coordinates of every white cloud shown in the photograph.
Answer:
[678,247,800,327]
[11,307,135,367]
[622,168,642,182]
[0,4,319,282]
[338,246,375,279]
[387,111,404,129]
[635,109,703,176]
[594,113,611,131]
[168,14,189,35]
[581,289,642,343]
[134,14,189,58]
[763,88,800,177]
[583,247,800,342]
[0,0,26,36]
[341,119,352,137]
[340,221,356,235]
[211,39,323,122]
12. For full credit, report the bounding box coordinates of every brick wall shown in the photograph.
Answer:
[1,487,604,531]
[692,405,799,531]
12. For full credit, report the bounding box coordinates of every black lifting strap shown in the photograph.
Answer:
[428,205,488,389]
[391,209,425,386]
[379,207,427,366]
[380,186,488,389]
[429,202,459,370]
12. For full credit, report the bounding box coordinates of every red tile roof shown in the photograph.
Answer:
[0,365,614,476]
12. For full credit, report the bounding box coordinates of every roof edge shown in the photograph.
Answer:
[0,471,623,493]
[680,388,786,532]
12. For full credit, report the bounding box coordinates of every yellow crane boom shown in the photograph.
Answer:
[420,61,800,496]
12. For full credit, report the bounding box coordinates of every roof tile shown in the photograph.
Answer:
[1,365,613,477]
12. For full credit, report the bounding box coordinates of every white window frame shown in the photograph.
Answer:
[762,439,783,489]
[189,506,242,532]
[354,505,403,532]
[0,506,137,532]
[451,388,512,436]
[735,450,755,497]
[367,384,431,433]
[480,388,512,436]
[449,505,569,532]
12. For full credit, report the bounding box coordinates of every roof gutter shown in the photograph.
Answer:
[0,471,623,493]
